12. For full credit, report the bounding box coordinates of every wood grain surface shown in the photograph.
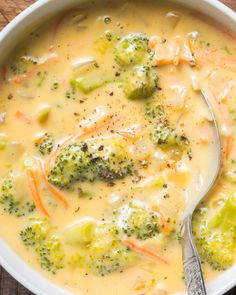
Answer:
[0,0,236,294]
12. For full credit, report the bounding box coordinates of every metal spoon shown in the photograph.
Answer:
[181,91,222,295]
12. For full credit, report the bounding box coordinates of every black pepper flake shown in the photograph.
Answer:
[7,94,13,100]
[75,206,80,213]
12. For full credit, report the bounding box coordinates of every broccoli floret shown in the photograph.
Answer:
[114,33,149,66]
[145,99,165,120]
[94,30,115,54]
[123,66,158,100]
[150,122,189,150]
[37,237,64,274]
[87,222,138,276]
[48,142,95,189]
[0,177,35,217]
[48,141,134,189]
[20,218,64,274]
[35,132,54,155]
[94,142,134,182]
[117,201,160,240]
[193,195,236,271]
[20,217,53,246]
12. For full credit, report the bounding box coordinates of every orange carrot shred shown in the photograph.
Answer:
[15,111,32,125]
[116,130,139,142]
[37,158,68,209]
[152,205,171,235]
[27,169,50,217]
[123,238,168,265]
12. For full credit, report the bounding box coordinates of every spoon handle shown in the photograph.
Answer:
[182,215,207,295]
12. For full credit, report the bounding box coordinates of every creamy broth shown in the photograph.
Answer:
[0,1,236,294]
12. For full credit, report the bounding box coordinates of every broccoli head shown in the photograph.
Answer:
[0,176,35,217]
[35,132,54,156]
[117,201,160,240]
[87,222,138,276]
[37,237,64,274]
[145,97,165,120]
[193,195,236,271]
[150,122,189,150]
[114,33,149,66]
[94,30,115,54]
[20,217,53,246]
[124,66,158,100]
[48,139,134,189]
[20,218,64,274]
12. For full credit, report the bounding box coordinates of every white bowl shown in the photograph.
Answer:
[0,0,235,294]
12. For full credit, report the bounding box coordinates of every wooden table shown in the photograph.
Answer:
[0,0,236,294]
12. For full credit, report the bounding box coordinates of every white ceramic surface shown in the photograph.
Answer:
[0,0,235,294]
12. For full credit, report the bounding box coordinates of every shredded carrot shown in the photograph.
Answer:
[133,280,146,292]
[27,169,50,217]
[152,205,171,235]
[73,115,115,141]
[116,130,139,142]
[225,135,234,160]
[12,55,58,85]
[123,238,168,265]
[15,111,32,125]
[37,159,68,209]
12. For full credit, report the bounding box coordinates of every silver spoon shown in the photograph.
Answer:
[181,91,222,295]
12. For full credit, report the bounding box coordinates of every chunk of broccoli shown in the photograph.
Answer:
[124,66,158,100]
[0,177,35,217]
[150,122,189,150]
[193,195,236,271]
[20,218,64,274]
[48,142,94,189]
[94,30,115,54]
[35,132,54,156]
[117,201,160,240]
[48,140,134,189]
[20,217,53,246]
[37,237,64,274]
[87,222,138,276]
[145,98,165,120]
[114,33,149,66]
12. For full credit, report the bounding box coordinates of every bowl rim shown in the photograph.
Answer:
[0,0,236,295]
